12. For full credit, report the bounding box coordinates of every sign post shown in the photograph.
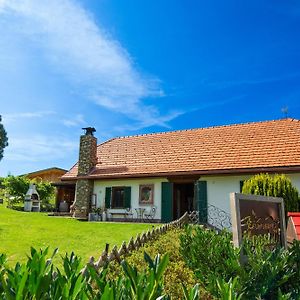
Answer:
[230,193,287,249]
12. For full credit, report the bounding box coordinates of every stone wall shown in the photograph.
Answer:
[74,179,94,218]
[74,133,97,218]
[77,135,97,175]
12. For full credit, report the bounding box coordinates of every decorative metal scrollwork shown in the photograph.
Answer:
[207,204,232,231]
[188,205,232,231]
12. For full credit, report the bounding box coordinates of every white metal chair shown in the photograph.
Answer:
[144,206,156,221]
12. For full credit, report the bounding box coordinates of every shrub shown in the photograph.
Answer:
[180,225,300,299]
[2,175,55,209]
[180,225,243,296]
[108,228,205,299]
[242,173,300,213]
[0,246,202,299]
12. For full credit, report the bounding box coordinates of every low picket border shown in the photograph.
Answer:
[81,212,191,274]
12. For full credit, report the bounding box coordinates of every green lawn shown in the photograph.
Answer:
[0,205,155,266]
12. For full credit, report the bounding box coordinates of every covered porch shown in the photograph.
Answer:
[52,181,76,213]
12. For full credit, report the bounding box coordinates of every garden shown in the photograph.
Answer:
[0,225,299,299]
[0,173,300,299]
[0,205,153,266]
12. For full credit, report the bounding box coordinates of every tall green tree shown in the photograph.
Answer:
[242,173,300,213]
[0,115,8,161]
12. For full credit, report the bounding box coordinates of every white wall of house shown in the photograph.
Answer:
[92,173,300,222]
[201,173,300,215]
[93,178,167,220]
[288,174,300,192]
[201,175,251,215]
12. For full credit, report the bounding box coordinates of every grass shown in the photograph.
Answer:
[0,204,155,266]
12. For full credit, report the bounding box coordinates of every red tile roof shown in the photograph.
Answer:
[287,212,300,240]
[62,118,300,180]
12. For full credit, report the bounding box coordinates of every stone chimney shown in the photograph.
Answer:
[73,127,97,219]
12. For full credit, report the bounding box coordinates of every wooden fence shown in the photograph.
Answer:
[81,212,191,274]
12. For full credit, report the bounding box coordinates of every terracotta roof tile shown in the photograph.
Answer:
[62,118,300,180]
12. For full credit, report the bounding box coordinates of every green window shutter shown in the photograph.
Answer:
[161,182,173,223]
[124,186,131,208]
[105,187,112,209]
[240,181,244,193]
[195,181,207,223]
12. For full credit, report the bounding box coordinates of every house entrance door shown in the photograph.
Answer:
[173,183,194,220]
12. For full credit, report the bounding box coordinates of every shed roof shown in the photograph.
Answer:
[23,167,68,177]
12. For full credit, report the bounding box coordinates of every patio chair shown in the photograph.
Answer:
[144,206,156,221]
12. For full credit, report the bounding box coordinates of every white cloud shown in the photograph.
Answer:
[62,114,86,127]
[115,110,185,132]
[2,111,56,124]
[0,0,180,129]
[5,134,78,162]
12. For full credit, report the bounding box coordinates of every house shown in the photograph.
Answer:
[22,167,73,212]
[23,167,67,183]
[61,118,300,222]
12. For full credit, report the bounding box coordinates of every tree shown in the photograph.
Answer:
[0,115,8,161]
[3,175,30,203]
[242,173,300,213]
[3,175,55,205]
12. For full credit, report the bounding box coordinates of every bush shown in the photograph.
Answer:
[2,175,55,209]
[108,228,205,299]
[180,225,300,299]
[242,173,300,213]
[180,225,243,296]
[0,246,202,299]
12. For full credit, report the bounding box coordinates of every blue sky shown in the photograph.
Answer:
[1,0,300,176]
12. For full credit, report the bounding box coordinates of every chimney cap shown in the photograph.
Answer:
[82,127,96,136]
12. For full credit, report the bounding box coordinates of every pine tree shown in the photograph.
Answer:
[0,115,8,161]
[242,173,299,213]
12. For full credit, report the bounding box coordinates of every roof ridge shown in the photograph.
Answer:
[110,118,299,140]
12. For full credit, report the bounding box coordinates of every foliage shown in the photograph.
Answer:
[242,173,300,212]
[0,204,154,266]
[241,239,300,299]
[0,246,201,299]
[107,228,203,299]
[2,175,55,206]
[180,225,242,286]
[180,225,300,299]
[0,115,8,161]
[3,175,29,203]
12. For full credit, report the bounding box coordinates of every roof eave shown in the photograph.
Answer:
[61,165,300,181]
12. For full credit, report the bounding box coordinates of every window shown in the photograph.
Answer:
[112,187,125,208]
[105,186,131,209]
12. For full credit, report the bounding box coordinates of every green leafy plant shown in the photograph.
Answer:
[180,225,242,286]
[216,277,243,300]
[0,246,201,299]
[180,224,300,299]
[108,228,200,299]
[2,175,55,209]
[242,173,300,213]
[0,115,8,161]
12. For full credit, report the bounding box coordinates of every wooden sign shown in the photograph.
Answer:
[230,193,287,249]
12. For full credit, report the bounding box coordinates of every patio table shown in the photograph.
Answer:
[135,208,145,222]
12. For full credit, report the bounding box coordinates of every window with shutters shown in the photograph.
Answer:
[111,187,125,208]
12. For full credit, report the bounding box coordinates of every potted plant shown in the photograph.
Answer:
[88,207,102,221]
[102,207,107,222]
